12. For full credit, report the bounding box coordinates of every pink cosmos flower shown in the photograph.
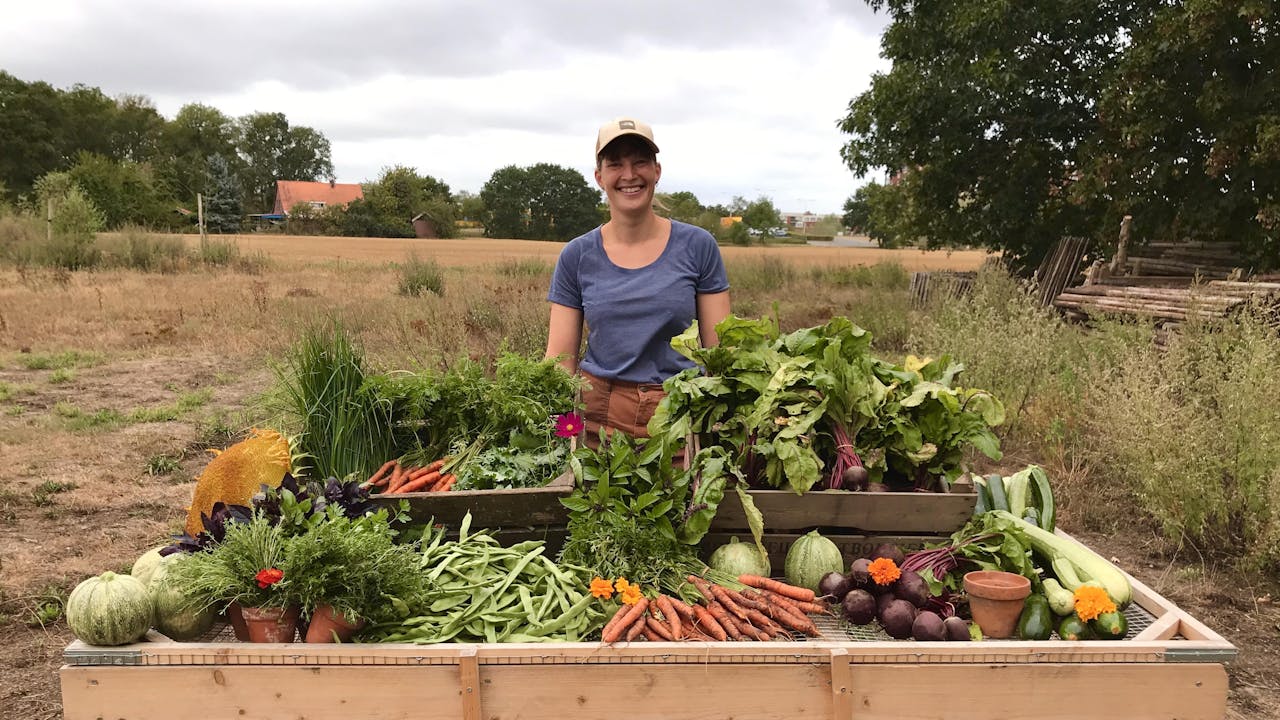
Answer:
[554,412,584,438]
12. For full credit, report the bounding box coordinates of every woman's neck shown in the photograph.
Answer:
[604,211,666,245]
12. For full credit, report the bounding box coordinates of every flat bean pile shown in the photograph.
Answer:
[364,520,604,643]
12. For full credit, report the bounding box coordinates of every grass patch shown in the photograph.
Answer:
[5,404,25,416]
[0,381,13,401]
[813,262,910,289]
[22,586,67,628]
[54,402,124,431]
[493,258,552,277]
[145,454,182,476]
[16,349,105,371]
[48,367,76,384]
[128,389,214,423]
[32,480,77,507]
[726,257,798,292]
[397,253,445,297]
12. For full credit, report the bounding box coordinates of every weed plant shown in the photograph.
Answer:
[397,253,445,297]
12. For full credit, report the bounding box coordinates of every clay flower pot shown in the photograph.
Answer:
[239,605,300,643]
[225,601,250,641]
[304,604,366,643]
[963,570,1031,639]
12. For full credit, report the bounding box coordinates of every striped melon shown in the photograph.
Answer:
[783,530,845,593]
[130,546,168,587]
[149,558,216,641]
[66,571,153,646]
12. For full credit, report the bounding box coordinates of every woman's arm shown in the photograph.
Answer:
[545,302,585,374]
[696,291,731,347]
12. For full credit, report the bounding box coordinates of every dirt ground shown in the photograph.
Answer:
[0,238,1275,720]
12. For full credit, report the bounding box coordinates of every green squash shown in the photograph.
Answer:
[783,530,844,592]
[130,545,168,587]
[708,537,771,578]
[149,558,216,641]
[67,571,153,646]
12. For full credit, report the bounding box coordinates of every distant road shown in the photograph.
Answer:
[173,233,991,272]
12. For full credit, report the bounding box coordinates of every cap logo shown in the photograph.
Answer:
[619,120,635,130]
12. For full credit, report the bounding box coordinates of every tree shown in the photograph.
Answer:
[654,190,703,223]
[0,72,67,200]
[352,166,457,238]
[234,112,333,213]
[156,103,238,203]
[203,154,242,234]
[67,152,175,229]
[455,190,486,222]
[480,164,600,241]
[839,2,1141,270]
[842,181,912,248]
[741,196,782,234]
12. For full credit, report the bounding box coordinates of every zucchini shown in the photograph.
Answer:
[1057,614,1093,641]
[992,510,1132,608]
[1042,578,1075,617]
[1090,610,1128,640]
[1004,470,1031,517]
[986,474,1009,512]
[1015,594,1054,641]
[973,476,992,515]
[1027,466,1056,532]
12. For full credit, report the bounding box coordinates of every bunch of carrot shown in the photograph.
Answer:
[600,574,828,643]
[362,458,457,494]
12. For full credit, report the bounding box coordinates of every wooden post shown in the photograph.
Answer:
[1111,215,1132,275]
[197,193,206,251]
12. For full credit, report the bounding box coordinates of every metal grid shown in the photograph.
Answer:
[815,601,1158,642]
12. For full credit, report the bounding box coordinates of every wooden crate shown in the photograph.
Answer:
[59,572,1234,720]
[373,472,975,536]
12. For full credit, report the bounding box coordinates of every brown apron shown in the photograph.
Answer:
[579,371,667,449]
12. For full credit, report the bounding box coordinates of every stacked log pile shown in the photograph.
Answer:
[1054,280,1280,327]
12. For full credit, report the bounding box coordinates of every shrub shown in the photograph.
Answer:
[397,254,444,297]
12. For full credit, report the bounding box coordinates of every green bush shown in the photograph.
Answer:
[397,254,444,297]
[103,226,186,272]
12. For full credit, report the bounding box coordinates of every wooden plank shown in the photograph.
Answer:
[370,471,574,527]
[479,663,832,720]
[459,646,481,720]
[843,663,1228,720]
[1134,612,1182,642]
[830,648,852,720]
[710,489,976,534]
[60,665,462,720]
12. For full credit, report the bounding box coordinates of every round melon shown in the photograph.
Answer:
[130,546,168,587]
[708,536,771,578]
[66,571,153,646]
[783,530,844,593]
[149,559,216,641]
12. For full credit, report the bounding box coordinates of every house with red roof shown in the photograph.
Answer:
[272,179,364,216]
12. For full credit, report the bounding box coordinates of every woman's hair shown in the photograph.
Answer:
[596,135,658,168]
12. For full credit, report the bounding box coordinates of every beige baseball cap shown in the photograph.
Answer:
[595,117,659,157]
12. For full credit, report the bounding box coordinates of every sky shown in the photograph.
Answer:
[0,0,892,214]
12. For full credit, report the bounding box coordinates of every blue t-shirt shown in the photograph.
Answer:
[548,220,730,384]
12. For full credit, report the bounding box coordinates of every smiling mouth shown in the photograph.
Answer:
[617,185,645,195]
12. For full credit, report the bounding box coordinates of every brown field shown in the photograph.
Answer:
[179,232,994,271]
[0,238,1271,720]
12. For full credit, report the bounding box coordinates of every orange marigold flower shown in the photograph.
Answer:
[1072,585,1117,622]
[589,577,615,600]
[614,577,631,593]
[620,583,644,606]
[868,557,901,585]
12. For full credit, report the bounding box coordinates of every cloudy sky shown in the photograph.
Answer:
[1,1,891,214]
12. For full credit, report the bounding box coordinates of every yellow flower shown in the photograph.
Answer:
[620,583,644,606]
[589,577,614,600]
[1072,585,1117,622]
[868,557,902,586]
[614,577,631,593]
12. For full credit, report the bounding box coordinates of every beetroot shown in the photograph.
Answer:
[819,571,851,601]
[893,569,930,608]
[842,589,877,625]
[847,557,872,589]
[869,542,906,566]
[911,611,945,641]
[878,598,917,639]
[943,616,971,641]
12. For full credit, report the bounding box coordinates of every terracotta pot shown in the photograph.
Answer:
[963,570,1031,639]
[239,605,300,643]
[225,601,250,641]
[304,604,366,643]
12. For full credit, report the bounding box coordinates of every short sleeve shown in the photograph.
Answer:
[547,238,584,308]
[693,227,730,294]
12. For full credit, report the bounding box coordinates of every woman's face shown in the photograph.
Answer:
[595,145,661,216]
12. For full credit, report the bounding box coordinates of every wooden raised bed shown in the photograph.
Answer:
[60,571,1234,720]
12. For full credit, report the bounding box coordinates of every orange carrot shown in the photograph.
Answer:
[737,574,815,602]
[600,603,632,641]
[740,590,816,635]
[706,602,742,640]
[395,471,441,494]
[666,596,697,622]
[406,465,438,481]
[686,575,718,604]
[601,598,648,644]
[364,460,397,487]
[625,614,647,642]
[760,589,827,616]
[709,584,750,622]
[645,616,675,641]
[385,462,406,493]
[639,626,659,641]
[435,474,457,492]
[655,595,681,639]
[690,603,728,641]
[424,458,447,473]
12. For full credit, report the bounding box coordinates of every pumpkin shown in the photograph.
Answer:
[708,536,771,578]
[783,530,844,593]
[66,571,153,646]
[149,558,216,641]
[130,546,168,587]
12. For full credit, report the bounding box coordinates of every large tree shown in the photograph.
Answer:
[66,152,174,229]
[840,0,1279,271]
[0,73,71,199]
[480,164,600,241]
[348,165,456,238]
[234,111,333,213]
[156,103,239,203]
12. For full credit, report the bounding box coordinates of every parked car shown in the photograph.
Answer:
[769,227,789,237]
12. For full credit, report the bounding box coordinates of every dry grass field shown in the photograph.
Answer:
[0,236,1272,720]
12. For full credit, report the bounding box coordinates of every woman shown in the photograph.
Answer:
[546,118,731,445]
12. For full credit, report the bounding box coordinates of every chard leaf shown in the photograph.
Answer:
[734,484,767,558]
